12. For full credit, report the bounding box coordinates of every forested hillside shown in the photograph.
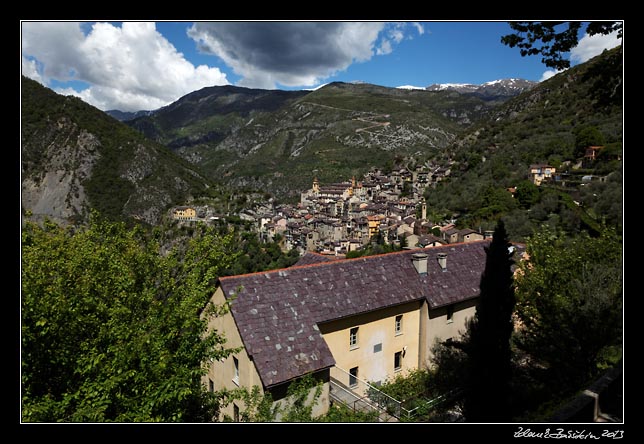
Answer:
[424,46,622,239]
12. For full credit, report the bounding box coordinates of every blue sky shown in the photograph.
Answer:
[21,21,621,112]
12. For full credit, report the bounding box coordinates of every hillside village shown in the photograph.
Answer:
[170,140,619,258]
[171,163,534,256]
[171,162,495,255]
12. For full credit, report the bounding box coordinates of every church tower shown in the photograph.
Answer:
[312,177,320,194]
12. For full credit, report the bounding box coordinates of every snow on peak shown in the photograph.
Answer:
[483,78,524,86]
[439,83,475,89]
[396,85,426,90]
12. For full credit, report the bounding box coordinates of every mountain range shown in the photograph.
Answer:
[21,46,622,231]
[119,80,512,199]
[425,78,537,101]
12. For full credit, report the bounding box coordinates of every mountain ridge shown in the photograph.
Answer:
[425,78,537,101]
[21,76,220,226]
[123,80,510,199]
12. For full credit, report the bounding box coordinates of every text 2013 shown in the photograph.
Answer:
[514,427,624,439]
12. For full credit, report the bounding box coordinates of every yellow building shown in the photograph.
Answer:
[172,206,196,220]
[367,214,385,239]
[203,241,511,421]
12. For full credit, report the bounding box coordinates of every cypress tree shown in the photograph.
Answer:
[463,220,516,422]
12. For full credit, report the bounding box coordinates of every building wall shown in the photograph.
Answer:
[269,369,331,421]
[424,298,478,366]
[204,287,331,421]
[203,287,264,420]
[318,300,422,396]
[462,233,484,243]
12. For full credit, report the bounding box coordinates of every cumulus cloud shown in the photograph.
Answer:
[21,22,229,111]
[570,30,621,64]
[540,69,563,82]
[539,29,621,83]
[188,22,421,89]
[22,56,44,83]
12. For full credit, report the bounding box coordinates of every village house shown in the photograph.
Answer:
[172,206,196,221]
[458,228,485,243]
[530,164,556,186]
[584,145,604,162]
[442,227,460,244]
[202,240,515,421]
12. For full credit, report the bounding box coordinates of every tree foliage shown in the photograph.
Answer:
[513,226,623,392]
[514,180,540,209]
[462,220,516,421]
[218,374,323,422]
[427,222,516,422]
[501,21,622,70]
[574,125,606,157]
[21,213,240,422]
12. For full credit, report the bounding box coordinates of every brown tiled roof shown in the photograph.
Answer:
[218,241,493,388]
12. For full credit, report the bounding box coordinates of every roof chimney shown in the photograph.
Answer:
[437,252,447,271]
[412,253,428,275]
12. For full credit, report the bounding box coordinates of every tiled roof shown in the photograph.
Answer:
[218,240,494,388]
[293,252,339,267]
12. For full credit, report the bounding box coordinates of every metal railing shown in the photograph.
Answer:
[330,365,463,421]
[330,366,402,419]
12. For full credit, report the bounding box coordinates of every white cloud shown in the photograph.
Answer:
[540,69,563,82]
[411,22,425,35]
[22,56,44,83]
[376,39,394,56]
[188,22,419,89]
[571,30,621,64]
[21,22,229,111]
[539,29,621,82]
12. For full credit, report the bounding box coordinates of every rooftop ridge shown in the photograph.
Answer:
[218,239,492,282]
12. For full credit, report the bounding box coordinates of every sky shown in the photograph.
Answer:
[21,21,622,112]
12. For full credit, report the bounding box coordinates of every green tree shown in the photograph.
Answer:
[463,220,516,422]
[427,221,516,422]
[501,22,622,70]
[574,125,605,158]
[514,180,540,209]
[21,213,240,422]
[219,374,323,422]
[513,227,622,392]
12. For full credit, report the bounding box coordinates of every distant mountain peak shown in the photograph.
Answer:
[426,83,479,92]
[426,78,537,101]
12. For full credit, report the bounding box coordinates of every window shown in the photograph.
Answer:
[349,327,359,349]
[373,343,382,353]
[233,356,239,385]
[446,306,454,324]
[395,315,403,335]
[394,351,403,371]
[208,378,214,393]
[233,404,240,422]
[349,366,359,387]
